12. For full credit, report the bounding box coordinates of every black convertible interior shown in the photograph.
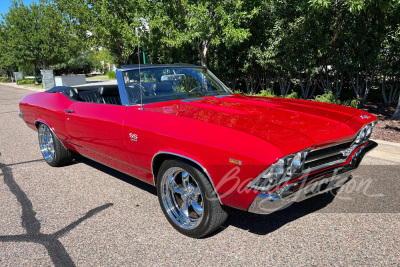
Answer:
[48,85,122,105]
[47,80,203,105]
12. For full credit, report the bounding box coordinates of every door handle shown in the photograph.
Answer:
[65,109,75,113]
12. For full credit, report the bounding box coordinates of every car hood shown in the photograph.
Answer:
[146,95,366,152]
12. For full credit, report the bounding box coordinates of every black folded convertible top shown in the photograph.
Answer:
[45,86,72,93]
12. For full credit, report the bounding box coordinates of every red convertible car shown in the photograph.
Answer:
[19,64,378,238]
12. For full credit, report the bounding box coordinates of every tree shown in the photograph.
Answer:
[53,0,150,65]
[0,25,17,79]
[1,0,78,83]
[152,0,257,67]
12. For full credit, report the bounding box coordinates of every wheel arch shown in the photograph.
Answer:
[34,119,69,150]
[152,151,222,204]
[34,119,59,137]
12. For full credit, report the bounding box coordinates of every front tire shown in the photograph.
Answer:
[38,123,73,167]
[157,159,227,238]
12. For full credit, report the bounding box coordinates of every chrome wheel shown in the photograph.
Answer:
[160,167,204,230]
[38,124,55,162]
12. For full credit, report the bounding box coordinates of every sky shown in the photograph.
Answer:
[0,0,37,17]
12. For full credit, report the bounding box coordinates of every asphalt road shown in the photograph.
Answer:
[1,84,399,266]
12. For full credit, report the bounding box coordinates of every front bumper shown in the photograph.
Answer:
[248,140,378,214]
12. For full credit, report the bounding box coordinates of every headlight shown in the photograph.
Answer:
[355,121,377,144]
[291,151,307,173]
[247,149,309,192]
[359,128,366,142]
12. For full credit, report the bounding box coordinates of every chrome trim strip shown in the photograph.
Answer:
[248,169,354,214]
[215,95,233,98]
[305,159,347,173]
[311,119,378,152]
[182,98,203,103]
[311,139,353,151]
[305,143,359,172]
[305,151,342,164]
[151,151,222,204]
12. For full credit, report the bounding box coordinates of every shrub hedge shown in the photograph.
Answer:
[16,78,42,85]
[0,77,11,82]
[107,71,116,79]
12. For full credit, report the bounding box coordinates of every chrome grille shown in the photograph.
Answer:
[304,140,354,172]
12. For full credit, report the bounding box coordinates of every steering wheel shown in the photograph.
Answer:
[129,84,148,104]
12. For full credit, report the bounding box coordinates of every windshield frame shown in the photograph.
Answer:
[120,66,233,106]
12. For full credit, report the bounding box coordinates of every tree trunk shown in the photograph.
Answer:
[33,64,38,85]
[198,39,211,68]
[392,94,400,120]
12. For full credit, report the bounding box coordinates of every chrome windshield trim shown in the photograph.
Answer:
[152,151,222,204]
[215,95,233,98]
[182,98,203,103]
[116,69,130,106]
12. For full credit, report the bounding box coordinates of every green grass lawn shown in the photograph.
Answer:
[17,83,43,89]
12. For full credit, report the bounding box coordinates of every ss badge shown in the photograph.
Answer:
[129,133,138,142]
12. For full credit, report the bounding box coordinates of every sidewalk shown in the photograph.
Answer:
[368,139,400,163]
[0,82,44,92]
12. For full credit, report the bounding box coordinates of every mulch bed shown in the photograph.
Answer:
[359,101,400,143]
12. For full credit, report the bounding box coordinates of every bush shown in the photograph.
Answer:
[107,71,116,79]
[313,91,341,105]
[251,88,277,97]
[16,78,42,85]
[284,91,299,99]
[0,77,11,82]
[245,90,359,108]
[342,99,360,108]
[314,91,360,108]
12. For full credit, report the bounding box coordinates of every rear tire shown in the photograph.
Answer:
[157,159,227,238]
[38,123,73,167]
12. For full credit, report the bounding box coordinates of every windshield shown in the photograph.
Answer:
[122,67,232,105]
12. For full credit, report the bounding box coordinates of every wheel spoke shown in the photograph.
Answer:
[161,167,204,230]
[181,200,189,217]
[182,172,189,188]
[38,124,55,162]
[191,201,203,216]
[193,187,201,196]
[169,178,183,195]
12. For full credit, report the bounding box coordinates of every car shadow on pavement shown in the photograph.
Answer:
[221,190,338,236]
[0,159,113,267]
[74,155,157,196]
[74,155,340,237]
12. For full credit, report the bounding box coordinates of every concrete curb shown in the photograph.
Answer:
[374,139,400,147]
[368,139,400,163]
